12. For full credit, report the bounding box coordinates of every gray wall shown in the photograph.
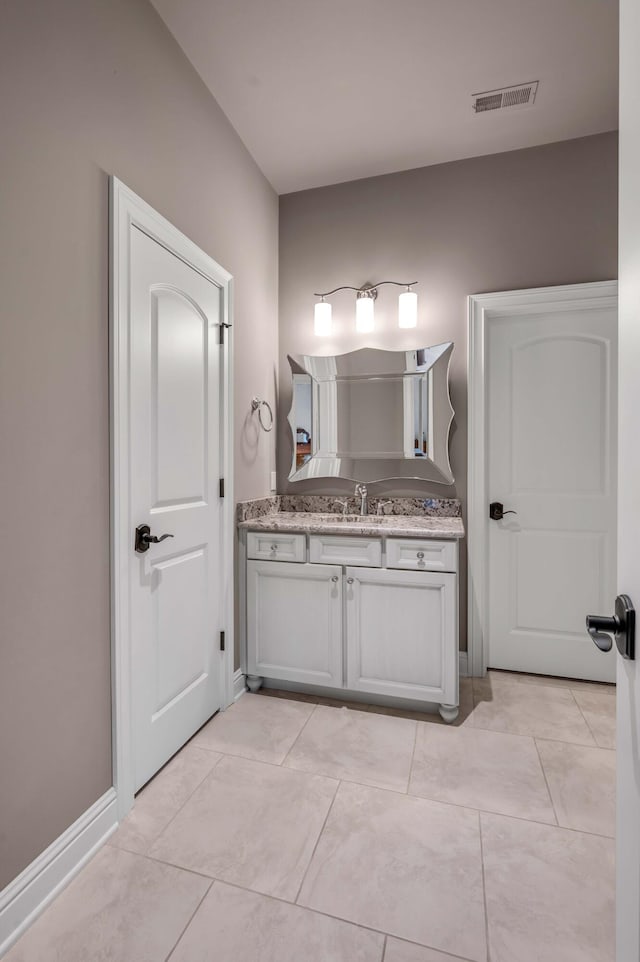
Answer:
[278,132,618,647]
[0,0,278,890]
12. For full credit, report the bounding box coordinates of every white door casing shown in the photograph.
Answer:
[617,2,640,955]
[468,282,618,680]
[111,179,234,816]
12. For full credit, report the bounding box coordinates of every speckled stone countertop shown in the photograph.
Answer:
[238,511,464,540]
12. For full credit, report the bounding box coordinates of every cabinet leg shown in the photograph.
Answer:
[247,675,263,693]
[439,703,459,724]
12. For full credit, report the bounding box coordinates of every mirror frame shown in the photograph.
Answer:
[286,343,455,484]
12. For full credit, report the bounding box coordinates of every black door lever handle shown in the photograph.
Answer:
[134,524,174,553]
[489,502,518,521]
[586,595,635,660]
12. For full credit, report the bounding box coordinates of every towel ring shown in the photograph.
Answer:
[251,397,273,432]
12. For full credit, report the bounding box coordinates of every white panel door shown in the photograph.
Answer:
[247,561,343,687]
[345,567,457,704]
[488,305,617,681]
[130,225,223,790]
[617,7,640,954]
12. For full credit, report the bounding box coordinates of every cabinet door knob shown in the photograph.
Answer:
[417,551,425,559]
[270,544,277,551]
[347,577,354,584]
[331,575,339,583]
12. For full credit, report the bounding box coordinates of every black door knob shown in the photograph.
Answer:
[586,594,635,660]
[489,501,518,521]
[134,524,174,554]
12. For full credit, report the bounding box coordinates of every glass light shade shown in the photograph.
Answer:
[314,300,332,336]
[398,289,418,328]
[355,295,375,332]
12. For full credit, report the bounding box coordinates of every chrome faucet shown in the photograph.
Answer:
[333,499,349,516]
[355,484,368,516]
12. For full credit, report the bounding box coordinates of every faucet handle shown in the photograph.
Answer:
[332,498,349,516]
[376,500,393,516]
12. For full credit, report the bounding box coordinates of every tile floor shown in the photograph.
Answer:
[5,670,616,962]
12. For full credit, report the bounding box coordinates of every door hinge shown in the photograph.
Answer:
[219,630,225,652]
[219,321,232,345]
[219,478,225,498]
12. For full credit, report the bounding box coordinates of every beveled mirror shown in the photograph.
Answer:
[287,343,454,484]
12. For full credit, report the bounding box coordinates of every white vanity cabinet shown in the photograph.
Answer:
[345,567,457,706]
[244,530,460,721]
[247,560,343,688]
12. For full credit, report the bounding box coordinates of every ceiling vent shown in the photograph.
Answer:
[472,81,539,114]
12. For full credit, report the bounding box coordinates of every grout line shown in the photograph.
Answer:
[280,702,321,767]
[292,777,342,905]
[470,717,600,749]
[111,751,224,858]
[568,688,607,749]
[190,740,615,842]
[164,878,214,962]
[209,878,474,960]
[138,849,220,882]
[478,813,492,962]
[405,718,420,794]
[532,738,560,828]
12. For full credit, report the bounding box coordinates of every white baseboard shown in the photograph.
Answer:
[233,668,246,702]
[459,651,469,677]
[0,788,118,958]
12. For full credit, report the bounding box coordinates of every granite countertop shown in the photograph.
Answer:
[238,511,464,540]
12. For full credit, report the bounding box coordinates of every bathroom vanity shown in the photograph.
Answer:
[238,342,462,719]
[238,506,464,721]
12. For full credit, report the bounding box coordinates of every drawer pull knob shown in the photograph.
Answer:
[347,577,354,584]
[417,551,425,559]
[270,544,277,551]
[331,575,339,583]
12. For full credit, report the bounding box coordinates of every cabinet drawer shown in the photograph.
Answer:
[386,538,457,573]
[309,535,381,568]
[247,531,306,563]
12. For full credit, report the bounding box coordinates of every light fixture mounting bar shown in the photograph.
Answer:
[314,280,418,298]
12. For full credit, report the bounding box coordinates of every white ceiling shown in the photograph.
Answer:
[150,0,618,194]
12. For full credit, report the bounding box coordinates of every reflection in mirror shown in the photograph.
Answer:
[287,344,454,484]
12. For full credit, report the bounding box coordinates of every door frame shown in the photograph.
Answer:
[467,280,618,677]
[109,177,234,819]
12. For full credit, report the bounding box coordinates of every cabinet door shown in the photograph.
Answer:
[345,567,457,704]
[247,561,343,687]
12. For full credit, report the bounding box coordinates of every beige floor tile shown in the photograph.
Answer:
[573,689,616,748]
[4,846,209,962]
[149,754,337,901]
[471,681,596,744]
[536,738,616,836]
[192,692,315,763]
[170,881,384,962]
[110,745,221,854]
[284,704,417,792]
[298,781,487,962]
[409,725,555,823]
[385,938,472,962]
[481,812,614,962]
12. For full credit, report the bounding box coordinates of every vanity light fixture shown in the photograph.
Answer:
[314,280,418,335]
[314,296,332,336]
[398,286,418,328]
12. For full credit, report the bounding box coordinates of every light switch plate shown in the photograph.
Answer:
[270,471,277,492]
